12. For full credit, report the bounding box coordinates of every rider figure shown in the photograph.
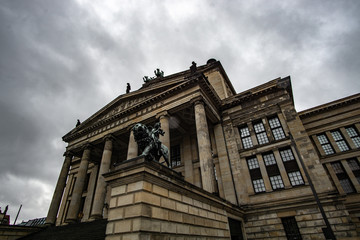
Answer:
[150,122,164,153]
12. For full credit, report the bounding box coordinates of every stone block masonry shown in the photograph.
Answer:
[104,156,244,240]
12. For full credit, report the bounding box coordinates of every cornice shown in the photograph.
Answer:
[299,93,360,119]
[220,77,292,111]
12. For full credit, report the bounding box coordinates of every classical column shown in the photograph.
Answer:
[157,111,170,166]
[127,127,138,159]
[194,100,216,193]
[66,145,91,223]
[91,136,113,219]
[46,151,72,225]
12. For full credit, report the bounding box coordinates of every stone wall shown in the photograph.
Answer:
[104,157,244,240]
[245,204,358,240]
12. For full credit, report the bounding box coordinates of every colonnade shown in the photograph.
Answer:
[46,100,217,225]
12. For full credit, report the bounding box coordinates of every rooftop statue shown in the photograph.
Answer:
[154,68,164,78]
[132,122,170,167]
[143,68,164,83]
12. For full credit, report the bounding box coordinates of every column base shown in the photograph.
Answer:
[64,218,78,224]
[89,214,103,221]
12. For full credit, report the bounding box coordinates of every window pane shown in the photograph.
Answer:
[336,140,349,151]
[242,136,253,149]
[263,153,277,166]
[331,131,343,141]
[240,127,250,137]
[288,171,304,186]
[347,159,360,171]
[247,157,259,169]
[280,149,295,162]
[331,162,344,174]
[322,143,335,155]
[257,132,269,144]
[317,134,334,155]
[317,134,329,144]
[346,127,358,137]
[252,179,266,193]
[272,128,285,140]
[331,131,349,152]
[270,175,284,189]
[253,122,265,133]
[339,179,355,194]
[346,127,360,148]
[268,117,281,128]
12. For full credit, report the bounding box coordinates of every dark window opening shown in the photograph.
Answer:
[279,148,304,186]
[263,152,284,190]
[170,145,181,167]
[331,162,355,194]
[247,156,266,193]
[281,216,302,240]
[228,218,244,240]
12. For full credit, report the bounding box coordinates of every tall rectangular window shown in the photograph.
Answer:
[170,145,181,167]
[347,159,360,184]
[253,121,269,145]
[345,126,360,148]
[239,125,253,149]
[268,116,286,140]
[247,156,266,193]
[263,152,284,190]
[331,130,349,152]
[280,148,304,186]
[281,217,302,240]
[317,134,335,155]
[331,162,355,194]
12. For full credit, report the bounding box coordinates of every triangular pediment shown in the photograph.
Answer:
[63,76,192,141]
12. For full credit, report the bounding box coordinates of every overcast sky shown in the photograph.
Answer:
[1,0,359,223]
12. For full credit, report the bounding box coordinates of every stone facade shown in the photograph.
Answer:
[46,59,360,239]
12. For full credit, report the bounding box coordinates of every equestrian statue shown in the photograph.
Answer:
[132,122,170,167]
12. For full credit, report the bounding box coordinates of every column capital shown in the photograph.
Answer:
[190,97,205,107]
[103,134,116,142]
[63,151,74,157]
[156,110,170,119]
[81,143,94,151]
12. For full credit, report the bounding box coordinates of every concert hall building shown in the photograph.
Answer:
[41,59,360,239]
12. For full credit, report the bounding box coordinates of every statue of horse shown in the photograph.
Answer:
[132,123,170,167]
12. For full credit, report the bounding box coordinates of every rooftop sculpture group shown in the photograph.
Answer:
[132,122,170,167]
[143,68,164,83]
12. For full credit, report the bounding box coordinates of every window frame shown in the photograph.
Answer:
[253,121,269,145]
[330,130,349,152]
[345,126,360,148]
[317,134,335,155]
[238,125,253,149]
[268,116,286,140]
[279,148,305,187]
[247,156,266,193]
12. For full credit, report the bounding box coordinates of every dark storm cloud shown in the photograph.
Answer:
[1,0,359,222]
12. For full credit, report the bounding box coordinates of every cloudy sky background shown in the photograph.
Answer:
[1,0,359,223]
